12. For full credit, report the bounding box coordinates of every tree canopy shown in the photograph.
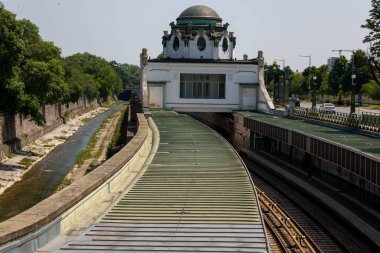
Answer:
[0,5,135,124]
[362,0,380,86]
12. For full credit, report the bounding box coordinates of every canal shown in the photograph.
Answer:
[0,102,125,222]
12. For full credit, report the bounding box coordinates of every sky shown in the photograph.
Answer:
[2,0,373,71]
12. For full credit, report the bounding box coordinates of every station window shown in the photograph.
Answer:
[173,37,180,51]
[180,74,226,99]
[222,38,228,52]
[197,37,206,51]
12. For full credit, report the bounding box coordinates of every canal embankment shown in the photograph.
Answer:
[0,102,124,222]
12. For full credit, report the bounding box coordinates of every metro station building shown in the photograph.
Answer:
[140,5,274,113]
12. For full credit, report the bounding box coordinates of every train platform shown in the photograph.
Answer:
[240,111,380,159]
[39,111,269,252]
[241,148,380,250]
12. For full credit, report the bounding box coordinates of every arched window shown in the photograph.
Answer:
[197,37,206,51]
[173,37,179,51]
[222,38,228,52]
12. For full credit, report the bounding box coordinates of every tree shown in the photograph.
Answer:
[65,53,122,102]
[264,62,281,86]
[289,73,304,97]
[329,56,348,95]
[342,50,371,93]
[317,64,330,99]
[361,80,380,100]
[109,61,140,89]
[0,5,25,113]
[362,0,380,86]
[0,6,68,124]
[301,66,318,94]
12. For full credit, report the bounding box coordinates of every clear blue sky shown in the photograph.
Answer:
[2,0,372,71]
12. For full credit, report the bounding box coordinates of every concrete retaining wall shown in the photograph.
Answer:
[0,98,98,159]
[233,113,250,152]
[0,113,152,253]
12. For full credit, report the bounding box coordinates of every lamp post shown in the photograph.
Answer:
[312,76,317,109]
[300,55,311,99]
[351,74,356,114]
[274,59,285,70]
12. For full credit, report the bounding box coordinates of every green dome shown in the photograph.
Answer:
[176,5,222,25]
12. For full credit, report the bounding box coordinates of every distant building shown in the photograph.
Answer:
[140,5,274,112]
[328,57,338,71]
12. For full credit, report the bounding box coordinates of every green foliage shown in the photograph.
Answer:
[106,105,128,158]
[301,66,318,93]
[19,157,35,168]
[109,61,140,89]
[289,73,304,96]
[362,0,380,59]
[329,56,348,95]
[361,80,380,100]
[0,6,67,124]
[342,50,371,93]
[0,6,127,125]
[264,62,281,85]
[157,52,164,60]
[65,53,122,102]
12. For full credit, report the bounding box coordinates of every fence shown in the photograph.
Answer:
[292,107,380,133]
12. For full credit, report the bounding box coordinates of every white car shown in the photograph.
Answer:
[320,103,335,113]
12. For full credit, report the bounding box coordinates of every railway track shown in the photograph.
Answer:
[244,157,362,253]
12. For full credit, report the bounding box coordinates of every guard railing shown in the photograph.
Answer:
[291,107,380,133]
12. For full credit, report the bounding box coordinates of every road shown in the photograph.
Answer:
[300,101,380,114]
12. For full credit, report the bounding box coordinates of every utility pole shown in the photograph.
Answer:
[332,49,356,114]
[300,55,311,104]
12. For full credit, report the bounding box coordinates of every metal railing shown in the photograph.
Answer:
[292,107,380,133]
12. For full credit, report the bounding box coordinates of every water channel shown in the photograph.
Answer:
[0,102,125,222]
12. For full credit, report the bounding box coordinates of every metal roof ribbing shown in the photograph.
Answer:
[59,111,268,252]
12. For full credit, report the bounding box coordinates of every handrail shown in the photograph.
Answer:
[292,107,380,134]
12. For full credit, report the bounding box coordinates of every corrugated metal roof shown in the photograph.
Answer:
[59,111,268,252]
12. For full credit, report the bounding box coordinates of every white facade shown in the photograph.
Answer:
[140,5,274,113]
[164,32,234,60]
[143,59,274,113]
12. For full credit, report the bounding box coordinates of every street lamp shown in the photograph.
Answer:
[274,59,285,70]
[300,55,311,99]
[351,74,356,114]
[312,76,317,109]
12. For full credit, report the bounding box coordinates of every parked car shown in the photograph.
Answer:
[320,103,335,113]
[290,98,300,107]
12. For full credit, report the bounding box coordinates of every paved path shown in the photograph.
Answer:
[301,101,380,114]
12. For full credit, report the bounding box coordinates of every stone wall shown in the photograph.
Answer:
[0,98,98,159]
[233,112,250,152]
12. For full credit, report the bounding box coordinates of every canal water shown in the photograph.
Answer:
[0,103,125,222]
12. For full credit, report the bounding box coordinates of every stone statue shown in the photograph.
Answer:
[186,21,193,35]
[209,21,216,34]
[140,48,148,66]
[162,36,168,47]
